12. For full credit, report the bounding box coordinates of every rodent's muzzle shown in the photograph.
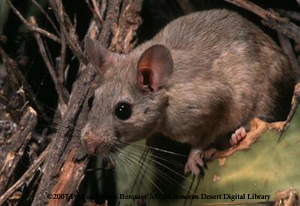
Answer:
[81,131,111,155]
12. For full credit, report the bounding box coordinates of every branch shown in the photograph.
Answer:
[0,144,50,205]
[57,34,67,94]
[48,0,88,65]
[32,0,144,204]
[223,0,300,43]
[30,0,60,35]
[30,17,69,107]
[86,0,107,39]
[31,66,96,206]
[5,0,61,43]
[277,9,300,22]
[0,46,51,122]
[109,0,144,53]
[85,0,103,26]
[91,0,104,24]
[98,0,122,47]
[277,32,300,78]
[0,107,37,195]
[48,149,89,206]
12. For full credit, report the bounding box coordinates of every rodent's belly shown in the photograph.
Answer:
[162,77,263,147]
[161,122,222,148]
[160,104,249,148]
[163,131,195,144]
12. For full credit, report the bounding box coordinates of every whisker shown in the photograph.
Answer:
[117,149,154,196]
[117,149,165,195]
[111,151,130,176]
[130,148,190,182]
[110,154,124,175]
[112,139,188,171]
[125,144,186,168]
[119,140,187,157]
[119,147,151,195]
[109,140,194,189]
[114,149,152,206]
[124,150,192,192]
[117,152,140,180]
[111,139,191,181]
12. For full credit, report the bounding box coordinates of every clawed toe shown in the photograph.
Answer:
[184,148,204,176]
[230,126,247,145]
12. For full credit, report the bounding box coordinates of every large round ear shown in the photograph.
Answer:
[137,44,173,92]
[84,36,116,74]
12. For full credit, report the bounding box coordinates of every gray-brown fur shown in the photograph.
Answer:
[82,9,295,155]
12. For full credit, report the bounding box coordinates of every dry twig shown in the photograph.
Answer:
[0,145,50,205]
[92,0,104,24]
[5,0,61,43]
[98,0,122,47]
[0,46,50,122]
[85,0,104,26]
[48,0,88,65]
[277,32,300,78]
[31,65,96,206]
[0,107,37,195]
[30,0,60,35]
[223,0,300,43]
[31,0,144,204]
[109,0,144,53]
[30,17,69,107]
[277,10,300,22]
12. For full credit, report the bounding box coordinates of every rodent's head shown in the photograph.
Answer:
[81,37,173,156]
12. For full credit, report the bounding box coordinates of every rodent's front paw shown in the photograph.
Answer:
[184,148,204,176]
[230,126,247,145]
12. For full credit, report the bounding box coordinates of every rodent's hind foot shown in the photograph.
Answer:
[184,148,204,176]
[230,126,247,145]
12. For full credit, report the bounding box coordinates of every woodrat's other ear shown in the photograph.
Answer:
[84,36,116,74]
[137,44,173,92]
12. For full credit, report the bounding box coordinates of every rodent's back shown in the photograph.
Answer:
[158,9,294,121]
[143,9,295,144]
[153,10,256,51]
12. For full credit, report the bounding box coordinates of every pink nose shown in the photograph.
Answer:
[82,135,99,155]
[84,141,98,154]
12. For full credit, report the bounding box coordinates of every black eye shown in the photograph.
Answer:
[88,96,94,109]
[115,102,132,120]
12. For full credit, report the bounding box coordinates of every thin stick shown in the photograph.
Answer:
[6,0,61,43]
[85,0,103,25]
[30,0,60,34]
[57,34,67,89]
[0,107,37,195]
[100,0,108,21]
[0,146,50,205]
[85,0,95,16]
[91,0,104,24]
[223,0,300,43]
[0,46,51,122]
[48,0,88,65]
[30,17,69,105]
[277,9,300,22]
[277,32,300,78]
